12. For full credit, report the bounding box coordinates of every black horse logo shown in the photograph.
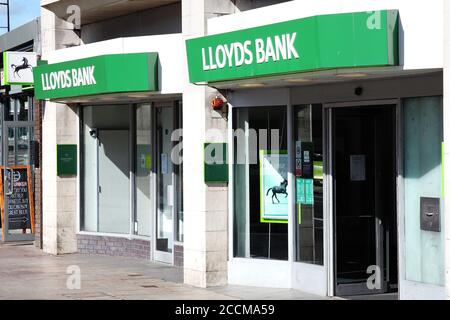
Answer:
[266,179,288,204]
[11,57,33,78]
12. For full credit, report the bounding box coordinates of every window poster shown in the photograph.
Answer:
[260,150,288,223]
[313,161,323,180]
[161,153,168,174]
[295,140,302,176]
[137,145,152,175]
[296,177,305,204]
[295,141,302,158]
[350,154,366,181]
[301,141,314,179]
[296,178,314,205]
[295,141,314,178]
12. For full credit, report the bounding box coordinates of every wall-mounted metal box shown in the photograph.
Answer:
[420,197,440,232]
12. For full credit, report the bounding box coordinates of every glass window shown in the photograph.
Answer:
[16,127,32,165]
[403,96,444,285]
[135,104,152,237]
[294,104,324,265]
[82,105,130,234]
[17,96,32,121]
[2,96,33,121]
[3,98,14,121]
[233,106,288,260]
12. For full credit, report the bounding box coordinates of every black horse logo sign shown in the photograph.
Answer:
[266,179,288,204]
[11,57,33,78]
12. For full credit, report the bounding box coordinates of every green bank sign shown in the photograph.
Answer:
[34,53,159,100]
[186,10,398,83]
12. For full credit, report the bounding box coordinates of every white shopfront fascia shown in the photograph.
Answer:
[44,33,185,97]
[47,33,185,261]
[226,72,444,298]
[209,0,445,298]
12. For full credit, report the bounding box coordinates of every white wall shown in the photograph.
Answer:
[46,34,185,95]
[41,7,80,255]
[207,0,444,71]
[182,0,231,288]
[81,3,181,44]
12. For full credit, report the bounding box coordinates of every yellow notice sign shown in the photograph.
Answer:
[145,155,152,170]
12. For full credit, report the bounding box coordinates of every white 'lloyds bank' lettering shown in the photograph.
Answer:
[202,32,300,71]
[41,66,96,91]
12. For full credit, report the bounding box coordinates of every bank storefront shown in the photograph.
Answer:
[187,8,445,299]
[34,35,185,265]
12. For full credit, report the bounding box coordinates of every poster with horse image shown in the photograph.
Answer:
[3,51,37,85]
[259,150,288,223]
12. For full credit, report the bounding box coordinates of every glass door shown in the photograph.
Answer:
[331,105,397,296]
[154,104,175,263]
[97,129,130,234]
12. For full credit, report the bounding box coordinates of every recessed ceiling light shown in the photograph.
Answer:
[131,94,152,98]
[240,83,266,88]
[338,73,368,78]
[285,78,312,83]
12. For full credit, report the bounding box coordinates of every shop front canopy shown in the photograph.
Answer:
[185,10,399,86]
[33,52,159,102]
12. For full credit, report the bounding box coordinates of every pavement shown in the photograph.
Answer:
[0,242,329,300]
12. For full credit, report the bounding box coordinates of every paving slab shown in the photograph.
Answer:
[0,242,328,300]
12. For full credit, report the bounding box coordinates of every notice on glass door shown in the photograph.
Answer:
[161,153,168,174]
[350,155,365,181]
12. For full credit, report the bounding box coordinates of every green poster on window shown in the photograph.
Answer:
[296,178,314,205]
[296,178,305,204]
[313,161,323,180]
[145,155,152,170]
[298,203,302,225]
[304,179,314,205]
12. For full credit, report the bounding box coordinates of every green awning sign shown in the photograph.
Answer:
[33,53,159,100]
[186,10,398,83]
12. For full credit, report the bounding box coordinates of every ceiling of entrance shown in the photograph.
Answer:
[42,0,180,25]
[209,68,443,90]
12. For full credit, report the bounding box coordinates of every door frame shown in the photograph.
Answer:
[152,101,179,264]
[324,99,400,297]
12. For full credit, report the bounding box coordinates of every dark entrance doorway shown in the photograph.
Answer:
[332,105,398,296]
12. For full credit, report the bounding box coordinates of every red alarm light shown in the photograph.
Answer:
[211,96,224,110]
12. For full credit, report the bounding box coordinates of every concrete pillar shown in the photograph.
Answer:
[443,0,450,300]
[182,0,236,287]
[40,7,81,255]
